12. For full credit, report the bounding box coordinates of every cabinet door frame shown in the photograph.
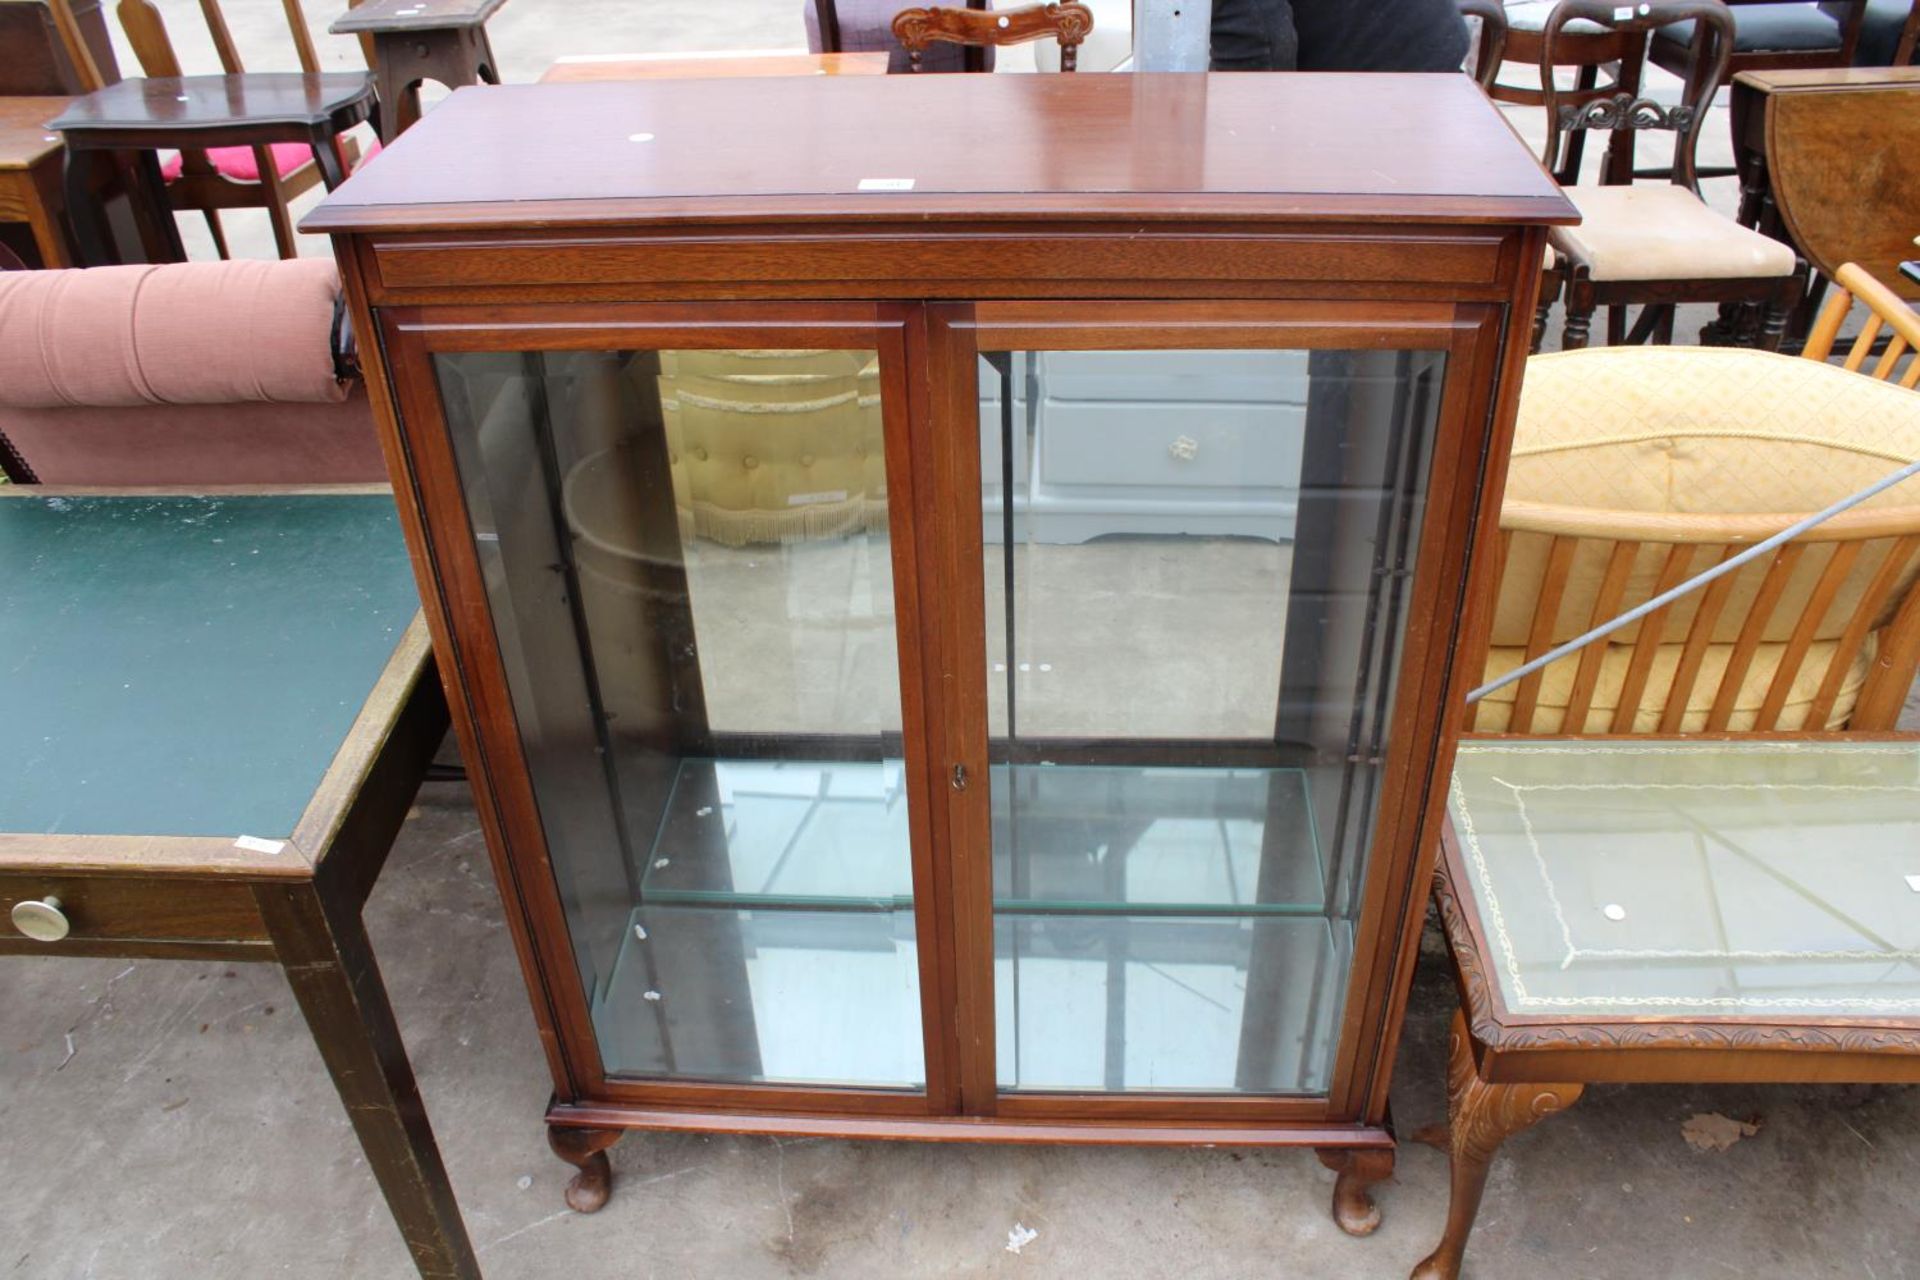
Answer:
[377,300,962,1116]
[927,299,1509,1124]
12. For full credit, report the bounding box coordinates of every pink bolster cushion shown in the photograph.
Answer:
[0,258,350,408]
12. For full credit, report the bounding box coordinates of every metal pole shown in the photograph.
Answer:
[1466,455,1920,705]
[1133,0,1213,71]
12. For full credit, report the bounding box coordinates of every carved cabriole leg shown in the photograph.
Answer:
[1411,1011,1583,1280]
[1315,1145,1395,1236]
[548,1125,624,1213]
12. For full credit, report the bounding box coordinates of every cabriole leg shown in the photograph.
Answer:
[1411,1010,1582,1280]
[1316,1145,1396,1237]
[548,1125,625,1213]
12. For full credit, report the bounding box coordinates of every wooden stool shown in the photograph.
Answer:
[332,0,510,144]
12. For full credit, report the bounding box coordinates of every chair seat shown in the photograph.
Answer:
[1502,1,1608,36]
[160,141,314,183]
[1549,184,1798,282]
[1657,5,1842,53]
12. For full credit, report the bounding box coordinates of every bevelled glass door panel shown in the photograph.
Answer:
[978,345,1445,1096]
[432,344,927,1090]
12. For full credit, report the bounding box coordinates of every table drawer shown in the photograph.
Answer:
[0,874,267,945]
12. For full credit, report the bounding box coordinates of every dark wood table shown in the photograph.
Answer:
[0,487,479,1280]
[0,96,73,267]
[332,0,509,144]
[1414,736,1920,1279]
[1731,66,1920,303]
[47,72,375,264]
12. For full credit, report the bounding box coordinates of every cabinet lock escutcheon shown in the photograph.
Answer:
[951,763,969,791]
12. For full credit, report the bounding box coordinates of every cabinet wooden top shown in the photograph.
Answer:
[303,73,1575,234]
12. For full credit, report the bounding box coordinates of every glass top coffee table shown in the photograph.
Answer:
[1413,737,1920,1280]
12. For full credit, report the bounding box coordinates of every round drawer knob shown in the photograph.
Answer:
[11,896,70,942]
[1168,434,1200,462]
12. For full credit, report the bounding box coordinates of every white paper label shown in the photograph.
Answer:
[1905,875,1920,894]
[788,490,850,507]
[857,177,915,191]
[234,835,286,855]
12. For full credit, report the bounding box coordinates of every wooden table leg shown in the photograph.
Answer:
[1410,1010,1583,1280]
[255,881,481,1280]
[128,147,186,263]
[372,32,425,146]
[62,146,113,265]
[24,157,74,267]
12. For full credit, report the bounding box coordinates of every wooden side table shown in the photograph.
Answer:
[1414,737,1920,1279]
[332,0,510,144]
[47,72,375,264]
[0,488,478,1280]
[0,97,72,267]
[1730,67,1920,303]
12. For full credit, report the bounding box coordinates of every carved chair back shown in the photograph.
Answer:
[890,2,1094,71]
[1540,0,1734,195]
[1456,0,1508,93]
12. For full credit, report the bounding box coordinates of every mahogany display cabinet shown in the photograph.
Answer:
[308,71,1576,1232]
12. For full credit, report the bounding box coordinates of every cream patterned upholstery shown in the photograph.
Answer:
[1550,185,1799,283]
[656,349,886,547]
[1480,347,1920,733]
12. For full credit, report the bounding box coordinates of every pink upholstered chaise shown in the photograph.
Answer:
[0,258,385,485]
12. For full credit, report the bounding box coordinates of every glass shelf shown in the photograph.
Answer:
[632,759,1330,918]
[996,914,1351,1094]
[635,758,914,911]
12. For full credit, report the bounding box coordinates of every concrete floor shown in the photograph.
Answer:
[10,5,1920,1279]
[7,762,1920,1280]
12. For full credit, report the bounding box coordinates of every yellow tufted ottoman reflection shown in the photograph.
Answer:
[1477,346,1920,734]
[658,348,886,547]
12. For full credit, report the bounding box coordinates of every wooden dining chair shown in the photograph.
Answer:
[1541,0,1806,350]
[1471,345,1920,737]
[112,0,372,260]
[1456,0,1508,91]
[1650,0,1871,80]
[816,0,992,71]
[1802,261,1920,387]
[890,2,1094,71]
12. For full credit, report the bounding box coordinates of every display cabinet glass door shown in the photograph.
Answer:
[430,341,929,1091]
[969,335,1446,1098]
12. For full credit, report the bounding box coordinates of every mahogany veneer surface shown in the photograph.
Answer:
[302,72,1574,233]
